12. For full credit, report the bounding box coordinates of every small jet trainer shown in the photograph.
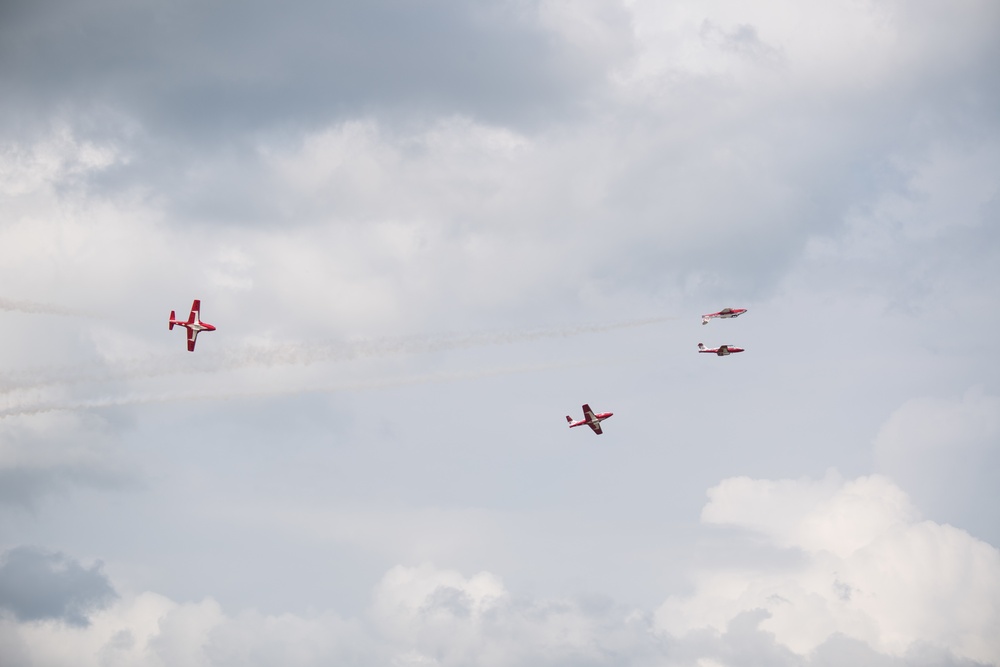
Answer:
[698,342,744,356]
[566,404,613,435]
[169,299,216,351]
[702,307,747,325]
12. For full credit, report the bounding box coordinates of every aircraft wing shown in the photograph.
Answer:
[187,299,201,324]
[588,421,603,435]
[187,328,199,352]
[582,404,595,420]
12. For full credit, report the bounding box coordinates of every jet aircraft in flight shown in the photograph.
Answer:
[698,342,744,356]
[566,404,613,435]
[702,307,747,325]
[169,299,216,351]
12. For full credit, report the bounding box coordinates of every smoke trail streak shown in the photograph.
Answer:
[0,297,89,317]
[215,316,674,368]
[0,358,610,419]
[0,316,673,394]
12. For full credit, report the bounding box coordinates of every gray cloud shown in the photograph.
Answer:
[0,0,624,141]
[811,634,991,667]
[0,562,978,667]
[0,412,134,508]
[0,467,124,508]
[0,0,632,231]
[0,547,117,627]
[668,613,992,667]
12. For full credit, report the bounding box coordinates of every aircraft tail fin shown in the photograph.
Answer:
[698,342,706,350]
[701,316,709,325]
[169,311,176,330]
[566,415,573,423]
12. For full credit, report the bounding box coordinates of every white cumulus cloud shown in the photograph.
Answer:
[657,473,1000,664]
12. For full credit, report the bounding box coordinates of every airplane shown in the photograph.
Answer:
[698,342,744,356]
[702,307,747,325]
[169,299,216,351]
[566,404,613,435]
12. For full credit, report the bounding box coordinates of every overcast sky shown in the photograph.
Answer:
[1,0,998,665]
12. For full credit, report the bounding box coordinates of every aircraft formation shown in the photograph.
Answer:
[169,300,747,436]
[562,305,749,434]
[697,307,747,358]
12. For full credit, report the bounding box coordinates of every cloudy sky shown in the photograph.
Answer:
[1,0,998,664]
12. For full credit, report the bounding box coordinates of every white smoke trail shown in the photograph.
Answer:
[0,358,612,419]
[0,316,673,395]
[0,297,88,317]
[214,316,674,368]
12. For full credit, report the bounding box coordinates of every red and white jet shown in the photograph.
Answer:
[702,307,747,325]
[169,300,216,352]
[566,404,613,435]
[698,342,744,356]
